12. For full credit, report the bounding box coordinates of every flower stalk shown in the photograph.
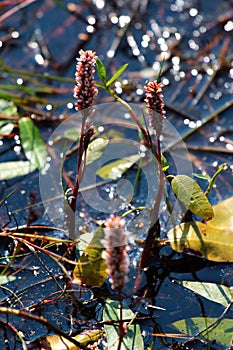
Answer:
[102,214,130,349]
[67,50,98,238]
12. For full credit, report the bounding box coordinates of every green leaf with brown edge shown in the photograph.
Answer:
[177,281,233,307]
[85,138,109,165]
[97,154,140,180]
[103,299,144,350]
[167,221,233,262]
[106,63,128,87]
[0,160,36,180]
[171,317,233,347]
[19,117,48,170]
[207,196,233,230]
[171,175,214,220]
[73,226,107,287]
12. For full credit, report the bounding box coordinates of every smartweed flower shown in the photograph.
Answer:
[101,215,130,290]
[144,81,165,137]
[74,50,98,111]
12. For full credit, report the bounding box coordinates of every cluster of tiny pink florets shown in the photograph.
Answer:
[144,81,166,136]
[73,49,98,111]
[101,215,130,290]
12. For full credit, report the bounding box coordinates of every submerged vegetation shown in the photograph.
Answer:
[0,1,233,349]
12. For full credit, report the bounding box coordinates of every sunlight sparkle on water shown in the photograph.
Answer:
[119,15,131,28]
[226,143,233,151]
[189,8,198,17]
[87,16,96,25]
[86,25,95,33]
[209,137,215,143]
[224,21,233,32]
[17,78,23,85]
[188,39,199,51]
[110,15,118,24]
[35,53,45,65]
[67,103,73,109]
[191,69,198,76]
[11,31,19,39]
[93,0,105,9]
[46,104,53,111]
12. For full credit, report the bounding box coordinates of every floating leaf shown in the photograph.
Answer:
[0,99,18,116]
[19,117,48,170]
[208,196,233,230]
[96,58,107,84]
[73,226,107,287]
[46,329,103,350]
[106,63,128,87]
[0,120,14,139]
[0,160,36,180]
[177,281,233,307]
[97,154,140,180]
[171,175,214,220]
[172,317,233,347]
[0,276,16,285]
[167,221,233,262]
[53,128,80,143]
[103,299,144,350]
[86,138,109,165]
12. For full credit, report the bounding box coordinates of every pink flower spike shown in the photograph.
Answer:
[144,80,166,136]
[73,50,98,111]
[101,214,130,290]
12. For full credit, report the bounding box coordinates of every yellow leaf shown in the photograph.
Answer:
[46,329,103,350]
[168,221,233,262]
[73,226,108,287]
[207,196,233,230]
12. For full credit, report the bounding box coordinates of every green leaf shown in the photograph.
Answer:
[0,99,18,116]
[95,82,107,89]
[171,175,214,220]
[193,173,211,182]
[19,117,48,170]
[162,154,169,172]
[0,161,36,180]
[106,63,128,87]
[177,281,233,307]
[97,154,140,180]
[167,221,233,262]
[73,226,108,287]
[53,128,80,143]
[86,138,109,165]
[0,120,14,139]
[96,58,107,84]
[172,317,233,347]
[0,276,16,285]
[208,196,233,230]
[205,163,227,196]
[103,299,144,350]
